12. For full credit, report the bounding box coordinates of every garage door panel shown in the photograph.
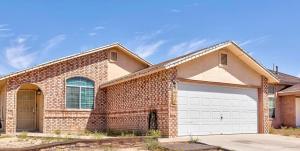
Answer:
[178,110,188,119]
[177,82,258,136]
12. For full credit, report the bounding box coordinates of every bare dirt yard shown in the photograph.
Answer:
[0,136,71,149]
[0,130,222,151]
[270,127,300,137]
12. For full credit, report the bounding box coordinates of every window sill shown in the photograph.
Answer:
[109,60,117,63]
[66,108,93,112]
[47,109,94,112]
[219,64,228,69]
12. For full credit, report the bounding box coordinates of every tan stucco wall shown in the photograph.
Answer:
[107,49,149,81]
[177,49,262,86]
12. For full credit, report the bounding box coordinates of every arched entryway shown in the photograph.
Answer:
[16,84,44,132]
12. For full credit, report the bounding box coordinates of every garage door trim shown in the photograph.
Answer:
[177,81,258,136]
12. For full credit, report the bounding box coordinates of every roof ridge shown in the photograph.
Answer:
[164,40,232,68]
[100,41,238,88]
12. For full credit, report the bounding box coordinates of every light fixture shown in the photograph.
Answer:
[37,89,42,95]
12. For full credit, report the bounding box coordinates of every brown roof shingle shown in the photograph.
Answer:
[269,70,300,85]
[278,83,300,94]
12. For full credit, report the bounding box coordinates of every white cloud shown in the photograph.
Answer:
[94,26,105,30]
[0,24,10,31]
[5,36,37,69]
[171,9,181,13]
[43,34,66,51]
[0,28,10,31]
[88,32,97,36]
[128,29,166,58]
[0,24,13,38]
[240,36,269,46]
[16,37,27,43]
[168,39,212,56]
[135,40,166,58]
[135,29,163,41]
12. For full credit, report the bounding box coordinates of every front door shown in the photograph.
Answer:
[17,90,36,131]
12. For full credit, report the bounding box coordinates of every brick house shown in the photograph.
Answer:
[268,69,300,128]
[0,41,285,137]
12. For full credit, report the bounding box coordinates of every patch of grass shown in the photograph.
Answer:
[53,129,61,135]
[41,136,72,144]
[104,146,116,151]
[18,131,28,140]
[0,135,12,139]
[188,136,199,143]
[147,130,161,138]
[270,127,300,137]
[106,129,142,137]
[93,131,106,139]
[145,138,160,151]
[83,129,93,136]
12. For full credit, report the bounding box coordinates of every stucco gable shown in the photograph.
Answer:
[107,48,150,81]
[101,41,279,88]
[177,49,262,86]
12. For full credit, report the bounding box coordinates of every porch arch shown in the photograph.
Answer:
[16,83,44,132]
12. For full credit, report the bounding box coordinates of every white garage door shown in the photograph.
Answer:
[177,82,258,136]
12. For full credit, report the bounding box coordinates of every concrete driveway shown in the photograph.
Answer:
[197,134,300,151]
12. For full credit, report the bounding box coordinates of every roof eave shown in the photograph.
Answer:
[278,90,300,96]
[114,43,152,66]
[101,41,280,88]
[100,66,166,88]
[0,43,151,81]
[230,41,279,84]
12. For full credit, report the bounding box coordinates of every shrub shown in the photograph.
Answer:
[147,130,161,138]
[106,129,141,137]
[269,127,275,134]
[107,129,122,136]
[53,129,61,135]
[19,131,28,140]
[145,138,160,151]
[84,129,92,136]
[189,136,199,143]
[93,131,106,139]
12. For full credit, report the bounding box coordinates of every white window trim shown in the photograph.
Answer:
[268,95,276,119]
[65,77,95,110]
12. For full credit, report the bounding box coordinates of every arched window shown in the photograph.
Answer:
[66,77,95,109]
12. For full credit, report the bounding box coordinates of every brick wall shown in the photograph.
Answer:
[279,96,296,127]
[271,96,282,128]
[0,85,6,132]
[5,49,109,133]
[258,76,269,133]
[104,68,177,137]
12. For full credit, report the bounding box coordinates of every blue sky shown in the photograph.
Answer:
[0,1,300,76]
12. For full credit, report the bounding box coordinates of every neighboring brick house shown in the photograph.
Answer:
[268,69,300,128]
[0,41,281,137]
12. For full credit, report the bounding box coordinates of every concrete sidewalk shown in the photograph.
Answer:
[160,134,300,151]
